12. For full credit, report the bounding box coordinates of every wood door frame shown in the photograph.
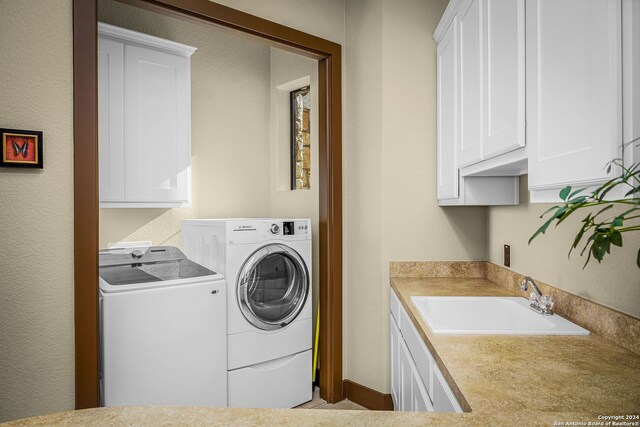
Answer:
[73,0,343,408]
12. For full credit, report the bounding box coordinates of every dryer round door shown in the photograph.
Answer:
[236,243,309,331]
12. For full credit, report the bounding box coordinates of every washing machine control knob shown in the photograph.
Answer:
[131,249,144,259]
[270,223,280,235]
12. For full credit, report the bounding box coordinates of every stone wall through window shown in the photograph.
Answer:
[291,86,311,190]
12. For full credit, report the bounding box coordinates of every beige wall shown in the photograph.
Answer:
[344,0,486,393]
[98,0,272,248]
[269,47,321,337]
[379,0,486,390]
[380,0,486,268]
[213,0,346,45]
[0,0,75,422]
[344,0,385,391]
[3,0,636,422]
[488,176,640,318]
[0,0,340,422]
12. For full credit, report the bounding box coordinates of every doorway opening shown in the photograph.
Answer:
[73,0,343,408]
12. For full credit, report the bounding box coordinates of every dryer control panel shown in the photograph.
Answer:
[282,221,294,235]
[218,219,311,244]
[271,220,309,236]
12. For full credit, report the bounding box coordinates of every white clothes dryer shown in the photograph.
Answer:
[182,219,313,409]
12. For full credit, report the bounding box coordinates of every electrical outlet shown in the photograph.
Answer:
[504,244,511,267]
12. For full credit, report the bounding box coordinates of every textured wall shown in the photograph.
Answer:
[344,0,486,393]
[379,0,485,391]
[0,0,75,422]
[7,0,635,422]
[269,47,321,343]
[213,0,346,45]
[98,0,272,248]
[344,0,385,393]
[488,177,640,317]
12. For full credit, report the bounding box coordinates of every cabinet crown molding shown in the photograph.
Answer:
[98,22,197,57]
[433,0,463,44]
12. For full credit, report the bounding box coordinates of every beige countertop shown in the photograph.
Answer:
[6,406,620,427]
[390,277,640,424]
[5,277,639,426]
[3,405,477,426]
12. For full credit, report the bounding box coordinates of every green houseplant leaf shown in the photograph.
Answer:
[529,149,640,269]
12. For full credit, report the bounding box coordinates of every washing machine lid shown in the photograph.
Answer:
[237,243,309,331]
[99,246,217,286]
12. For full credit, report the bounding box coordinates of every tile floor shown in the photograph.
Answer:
[296,387,367,410]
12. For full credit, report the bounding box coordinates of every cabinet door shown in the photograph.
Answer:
[398,338,413,411]
[390,315,400,410]
[437,19,460,200]
[124,44,191,203]
[623,0,640,169]
[411,364,434,412]
[482,0,525,158]
[527,0,622,191]
[98,37,125,201]
[458,0,483,167]
[432,365,462,413]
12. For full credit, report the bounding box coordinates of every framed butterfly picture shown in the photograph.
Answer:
[1,128,43,169]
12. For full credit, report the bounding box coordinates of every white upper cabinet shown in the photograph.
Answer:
[482,0,525,159]
[98,23,196,208]
[444,0,526,169]
[457,0,483,167]
[437,19,459,201]
[434,0,520,206]
[435,0,634,205]
[526,0,622,198]
[623,0,640,170]
[123,44,191,204]
[98,36,125,202]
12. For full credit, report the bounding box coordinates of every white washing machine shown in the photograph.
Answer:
[99,246,227,407]
[182,219,312,408]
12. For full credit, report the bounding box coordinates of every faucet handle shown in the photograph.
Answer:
[529,292,539,304]
[520,278,528,292]
[538,295,555,315]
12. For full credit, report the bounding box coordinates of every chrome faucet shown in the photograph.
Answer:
[520,276,555,316]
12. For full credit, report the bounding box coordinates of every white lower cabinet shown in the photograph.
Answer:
[390,289,462,413]
[433,364,461,412]
[398,339,414,411]
[411,364,435,412]
[390,315,400,409]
